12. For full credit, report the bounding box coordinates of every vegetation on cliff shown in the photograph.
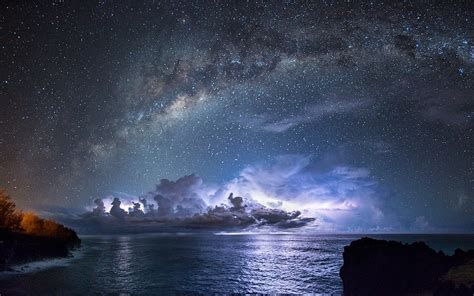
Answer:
[0,190,80,270]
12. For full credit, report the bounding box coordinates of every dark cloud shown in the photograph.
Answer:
[128,202,144,217]
[110,197,127,219]
[91,199,105,216]
[63,173,316,233]
[139,197,148,211]
[152,174,208,217]
[228,193,245,211]
[62,152,402,233]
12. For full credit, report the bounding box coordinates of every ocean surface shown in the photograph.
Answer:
[1,233,474,295]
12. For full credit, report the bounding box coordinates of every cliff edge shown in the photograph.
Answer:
[0,228,80,271]
[340,237,474,296]
[0,191,81,270]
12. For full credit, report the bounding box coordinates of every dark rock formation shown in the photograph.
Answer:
[340,237,474,296]
[0,227,81,271]
[0,192,81,270]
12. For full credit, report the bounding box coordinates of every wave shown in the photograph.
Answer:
[0,248,84,277]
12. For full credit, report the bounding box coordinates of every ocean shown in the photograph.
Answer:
[1,233,474,295]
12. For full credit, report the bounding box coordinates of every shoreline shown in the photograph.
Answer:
[0,247,83,276]
[0,229,81,272]
[1,234,473,294]
[340,237,474,295]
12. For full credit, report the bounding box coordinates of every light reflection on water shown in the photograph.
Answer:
[1,234,474,295]
[114,236,133,289]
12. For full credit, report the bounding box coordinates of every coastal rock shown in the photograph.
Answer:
[0,192,81,271]
[340,237,474,296]
[0,228,81,271]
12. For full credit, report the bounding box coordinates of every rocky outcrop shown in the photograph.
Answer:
[0,228,81,271]
[0,192,81,270]
[340,237,474,296]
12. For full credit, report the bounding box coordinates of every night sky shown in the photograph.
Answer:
[1,1,473,232]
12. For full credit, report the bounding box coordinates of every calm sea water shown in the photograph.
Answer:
[1,233,474,295]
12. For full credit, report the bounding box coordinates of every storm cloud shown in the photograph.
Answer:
[59,152,412,233]
[219,154,402,232]
[68,168,316,233]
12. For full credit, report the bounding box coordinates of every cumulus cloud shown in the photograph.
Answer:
[67,171,314,234]
[91,198,106,216]
[110,197,127,219]
[60,153,406,234]
[183,199,313,230]
[218,154,398,232]
[152,174,209,217]
[228,193,245,211]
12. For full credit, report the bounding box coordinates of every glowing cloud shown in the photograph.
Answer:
[71,154,399,233]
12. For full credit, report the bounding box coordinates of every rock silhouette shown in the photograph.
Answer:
[0,228,81,271]
[0,191,81,270]
[340,237,474,296]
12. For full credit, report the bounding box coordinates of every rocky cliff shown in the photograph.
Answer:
[340,237,474,296]
[0,228,81,271]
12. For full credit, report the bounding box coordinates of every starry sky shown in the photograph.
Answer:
[1,1,473,232]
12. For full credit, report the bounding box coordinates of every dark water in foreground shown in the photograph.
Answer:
[1,233,474,295]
